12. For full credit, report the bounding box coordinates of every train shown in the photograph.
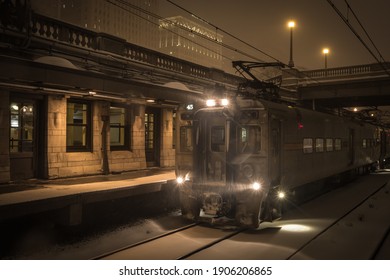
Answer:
[174,87,390,229]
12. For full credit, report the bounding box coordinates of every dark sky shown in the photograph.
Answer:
[160,0,390,70]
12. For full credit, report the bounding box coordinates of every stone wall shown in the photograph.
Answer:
[160,108,175,167]
[1,94,176,182]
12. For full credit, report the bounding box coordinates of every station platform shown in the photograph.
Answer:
[0,168,176,225]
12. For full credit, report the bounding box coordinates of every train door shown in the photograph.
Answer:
[145,107,161,167]
[196,112,227,185]
[349,128,355,165]
[9,97,44,180]
[269,119,281,186]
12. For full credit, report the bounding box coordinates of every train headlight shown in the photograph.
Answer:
[277,191,286,199]
[176,174,190,185]
[221,98,229,106]
[176,176,185,184]
[251,182,261,191]
[206,99,216,107]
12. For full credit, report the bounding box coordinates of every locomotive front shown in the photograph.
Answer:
[176,97,282,228]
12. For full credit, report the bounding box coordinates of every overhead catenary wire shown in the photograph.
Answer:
[105,0,388,123]
[326,0,390,76]
[343,0,387,64]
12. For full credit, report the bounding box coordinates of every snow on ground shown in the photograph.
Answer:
[188,171,390,259]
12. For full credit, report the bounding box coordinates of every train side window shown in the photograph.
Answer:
[303,138,313,153]
[239,126,261,153]
[315,138,324,152]
[180,126,193,152]
[334,138,342,151]
[326,138,333,152]
[211,126,225,152]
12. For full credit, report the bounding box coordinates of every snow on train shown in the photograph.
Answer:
[175,94,390,228]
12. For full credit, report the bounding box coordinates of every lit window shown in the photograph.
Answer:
[303,138,313,153]
[326,138,333,152]
[335,138,342,151]
[316,138,324,152]
[66,100,91,152]
[9,102,34,153]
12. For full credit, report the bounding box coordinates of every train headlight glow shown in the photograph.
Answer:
[221,99,229,106]
[176,176,185,184]
[206,99,216,107]
[277,191,286,199]
[176,174,190,185]
[251,182,261,190]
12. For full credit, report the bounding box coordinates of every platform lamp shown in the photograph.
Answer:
[323,48,329,69]
[287,21,295,68]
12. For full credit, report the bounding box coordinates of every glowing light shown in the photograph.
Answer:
[252,182,261,190]
[221,99,229,106]
[282,224,311,232]
[288,21,295,28]
[353,107,358,112]
[176,176,184,184]
[206,99,216,107]
[323,48,329,54]
[278,191,286,199]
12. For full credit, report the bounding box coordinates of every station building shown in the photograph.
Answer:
[0,3,240,184]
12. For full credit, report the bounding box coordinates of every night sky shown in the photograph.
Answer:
[160,0,390,70]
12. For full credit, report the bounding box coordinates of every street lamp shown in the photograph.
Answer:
[322,48,329,69]
[288,21,295,67]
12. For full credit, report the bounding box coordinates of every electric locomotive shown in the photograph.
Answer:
[175,63,387,228]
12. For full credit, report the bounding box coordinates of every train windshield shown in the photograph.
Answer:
[211,126,225,152]
[238,125,261,153]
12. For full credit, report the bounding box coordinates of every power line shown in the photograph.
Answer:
[343,0,387,63]
[326,0,390,75]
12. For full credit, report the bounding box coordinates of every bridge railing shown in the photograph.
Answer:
[26,13,242,88]
[301,63,390,79]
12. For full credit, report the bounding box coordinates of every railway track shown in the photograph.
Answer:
[95,172,390,260]
[95,222,249,260]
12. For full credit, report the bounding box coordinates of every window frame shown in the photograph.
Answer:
[315,138,324,152]
[109,105,130,151]
[303,138,313,154]
[66,99,92,152]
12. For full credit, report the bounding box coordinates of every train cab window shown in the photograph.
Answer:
[239,126,261,153]
[326,138,333,152]
[180,126,193,152]
[315,138,324,152]
[303,138,313,153]
[211,126,225,152]
[335,138,342,151]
